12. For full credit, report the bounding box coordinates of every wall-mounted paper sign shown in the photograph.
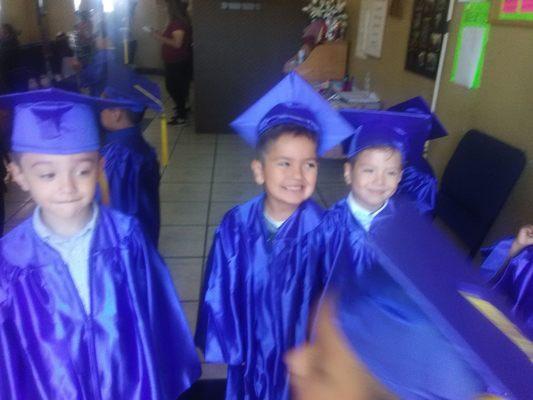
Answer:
[355,0,388,59]
[220,2,262,11]
[451,2,491,89]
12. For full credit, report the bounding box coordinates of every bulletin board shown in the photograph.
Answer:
[405,0,450,79]
[491,0,533,26]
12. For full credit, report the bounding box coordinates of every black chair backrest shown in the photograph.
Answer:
[435,130,526,257]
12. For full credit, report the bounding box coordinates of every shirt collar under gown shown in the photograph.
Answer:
[195,193,325,400]
[0,206,200,400]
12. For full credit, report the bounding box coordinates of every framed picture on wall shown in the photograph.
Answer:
[405,0,449,79]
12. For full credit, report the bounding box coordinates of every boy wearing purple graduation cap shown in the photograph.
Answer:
[0,89,200,399]
[99,67,161,245]
[195,72,353,400]
[305,114,434,297]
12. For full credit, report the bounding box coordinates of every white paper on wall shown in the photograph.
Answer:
[452,27,485,88]
[363,0,388,58]
[355,0,371,59]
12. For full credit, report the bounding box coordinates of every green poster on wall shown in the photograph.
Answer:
[450,2,491,89]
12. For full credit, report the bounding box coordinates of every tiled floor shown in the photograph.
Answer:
[2,76,348,382]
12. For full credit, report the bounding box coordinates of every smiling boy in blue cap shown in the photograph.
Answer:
[0,88,200,399]
[99,66,162,245]
[195,72,353,400]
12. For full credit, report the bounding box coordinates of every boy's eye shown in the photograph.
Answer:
[39,173,55,180]
[277,161,290,167]
[77,169,92,176]
[388,171,399,177]
[362,168,374,173]
[306,161,317,169]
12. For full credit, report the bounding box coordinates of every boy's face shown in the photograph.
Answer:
[344,148,403,212]
[251,133,318,218]
[285,298,395,400]
[11,152,100,225]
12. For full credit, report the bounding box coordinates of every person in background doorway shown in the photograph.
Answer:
[151,0,192,126]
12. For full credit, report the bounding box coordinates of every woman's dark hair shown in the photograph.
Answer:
[167,0,191,24]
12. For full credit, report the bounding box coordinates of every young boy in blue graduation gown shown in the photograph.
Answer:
[0,89,200,400]
[481,224,533,333]
[99,68,161,245]
[195,72,353,400]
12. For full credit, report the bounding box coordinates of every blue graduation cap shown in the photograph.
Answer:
[387,96,447,140]
[230,72,354,156]
[102,64,164,113]
[0,88,136,154]
[340,109,432,162]
[330,206,533,399]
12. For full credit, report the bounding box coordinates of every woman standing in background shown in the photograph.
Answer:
[151,0,192,125]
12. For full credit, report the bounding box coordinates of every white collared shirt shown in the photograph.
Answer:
[347,193,388,231]
[263,211,286,237]
[33,203,99,313]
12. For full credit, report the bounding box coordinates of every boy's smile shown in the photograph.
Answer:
[11,151,100,237]
[251,134,318,221]
[344,148,403,212]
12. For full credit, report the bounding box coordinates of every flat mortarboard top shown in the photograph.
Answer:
[340,108,432,162]
[334,204,533,398]
[102,64,164,114]
[230,72,354,156]
[0,88,136,154]
[387,96,448,140]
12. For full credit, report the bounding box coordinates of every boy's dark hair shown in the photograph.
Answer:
[347,144,405,167]
[255,124,318,160]
[10,152,21,165]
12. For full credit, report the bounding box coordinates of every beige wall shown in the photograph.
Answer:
[1,0,40,43]
[44,0,76,37]
[346,0,533,245]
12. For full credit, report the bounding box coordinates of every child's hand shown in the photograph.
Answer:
[509,225,533,258]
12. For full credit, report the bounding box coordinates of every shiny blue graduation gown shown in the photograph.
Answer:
[101,126,161,246]
[195,194,325,400]
[0,207,200,400]
[482,240,533,335]
[397,157,437,216]
[308,197,402,288]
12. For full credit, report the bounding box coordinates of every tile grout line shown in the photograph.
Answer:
[199,133,220,290]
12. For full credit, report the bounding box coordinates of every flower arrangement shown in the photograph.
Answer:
[302,0,348,41]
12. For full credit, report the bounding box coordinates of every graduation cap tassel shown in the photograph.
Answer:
[99,167,111,206]
[160,115,169,167]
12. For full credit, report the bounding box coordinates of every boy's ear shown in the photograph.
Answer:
[250,159,265,186]
[9,161,30,192]
[343,162,352,185]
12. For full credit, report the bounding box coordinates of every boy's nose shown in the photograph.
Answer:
[373,173,387,186]
[291,166,304,179]
[59,174,77,193]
